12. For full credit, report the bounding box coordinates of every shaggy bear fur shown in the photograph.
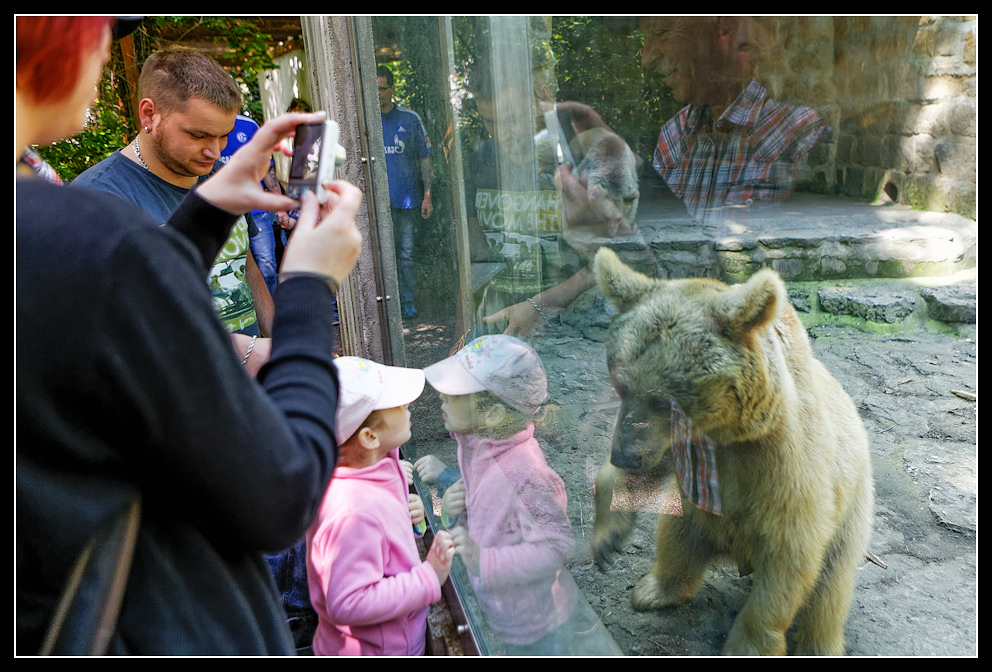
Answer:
[592,248,874,655]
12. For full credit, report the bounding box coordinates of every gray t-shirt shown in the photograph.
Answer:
[72,150,260,334]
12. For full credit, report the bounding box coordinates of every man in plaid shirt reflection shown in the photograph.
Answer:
[652,79,826,220]
[642,17,826,220]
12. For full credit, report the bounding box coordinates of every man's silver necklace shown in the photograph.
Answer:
[132,135,150,171]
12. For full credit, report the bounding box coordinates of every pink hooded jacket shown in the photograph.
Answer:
[454,424,578,645]
[306,449,441,655]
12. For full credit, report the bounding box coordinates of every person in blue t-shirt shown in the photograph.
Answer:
[221,114,280,295]
[377,65,433,319]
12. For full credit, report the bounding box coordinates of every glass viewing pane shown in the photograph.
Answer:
[368,16,976,656]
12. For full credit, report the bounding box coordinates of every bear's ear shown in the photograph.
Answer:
[718,268,785,337]
[594,247,656,312]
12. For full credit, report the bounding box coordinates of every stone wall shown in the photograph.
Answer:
[750,16,976,220]
[831,16,976,218]
[750,16,840,195]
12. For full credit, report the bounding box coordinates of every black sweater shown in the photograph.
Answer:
[16,176,339,654]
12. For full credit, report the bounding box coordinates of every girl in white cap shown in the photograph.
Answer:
[421,335,579,654]
[306,357,454,656]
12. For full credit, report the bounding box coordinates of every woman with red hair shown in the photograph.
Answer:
[17,17,363,654]
[15,16,114,151]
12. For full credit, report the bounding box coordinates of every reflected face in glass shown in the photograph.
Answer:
[640,16,746,107]
[641,17,708,104]
[439,393,480,435]
[475,97,537,163]
[474,99,498,139]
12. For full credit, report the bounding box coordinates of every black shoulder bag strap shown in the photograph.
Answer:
[39,497,142,655]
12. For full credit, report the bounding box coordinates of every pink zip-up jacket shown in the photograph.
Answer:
[454,424,578,645]
[306,449,441,655]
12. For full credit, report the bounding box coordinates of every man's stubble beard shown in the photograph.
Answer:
[147,128,210,180]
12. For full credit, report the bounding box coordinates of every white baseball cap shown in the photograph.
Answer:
[333,357,426,445]
[423,335,548,414]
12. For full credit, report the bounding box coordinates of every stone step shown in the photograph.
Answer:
[563,271,976,343]
[610,189,977,284]
[787,273,976,333]
[572,185,978,339]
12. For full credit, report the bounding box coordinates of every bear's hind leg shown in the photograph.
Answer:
[631,509,716,611]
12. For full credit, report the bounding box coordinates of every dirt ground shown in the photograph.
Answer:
[400,303,977,657]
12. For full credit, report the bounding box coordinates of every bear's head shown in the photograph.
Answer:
[594,248,789,470]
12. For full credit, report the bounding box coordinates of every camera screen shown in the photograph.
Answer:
[289,123,323,181]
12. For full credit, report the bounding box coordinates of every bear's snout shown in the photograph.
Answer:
[611,399,671,470]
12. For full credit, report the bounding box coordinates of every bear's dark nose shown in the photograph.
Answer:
[610,446,643,470]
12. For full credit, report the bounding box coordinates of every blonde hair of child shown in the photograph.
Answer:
[340,409,388,448]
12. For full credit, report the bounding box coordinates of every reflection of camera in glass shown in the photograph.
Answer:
[286,120,345,202]
[544,106,578,168]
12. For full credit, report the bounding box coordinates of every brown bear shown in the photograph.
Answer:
[591,248,874,655]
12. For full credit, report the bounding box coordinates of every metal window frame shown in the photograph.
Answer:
[299,15,404,366]
[299,15,482,655]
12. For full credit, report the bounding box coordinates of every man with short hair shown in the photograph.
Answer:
[377,64,433,319]
[73,46,273,337]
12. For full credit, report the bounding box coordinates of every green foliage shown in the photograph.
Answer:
[448,17,493,151]
[36,72,132,182]
[36,16,282,182]
[550,17,679,161]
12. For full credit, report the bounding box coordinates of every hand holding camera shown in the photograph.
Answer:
[286,120,347,204]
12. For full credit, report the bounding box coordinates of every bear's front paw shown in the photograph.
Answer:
[630,574,695,612]
[591,531,622,571]
[631,575,666,611]
[591,511,635,571]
